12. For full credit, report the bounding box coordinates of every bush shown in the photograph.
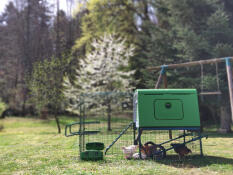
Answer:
[0,99,7,116]
[0,124,3,132]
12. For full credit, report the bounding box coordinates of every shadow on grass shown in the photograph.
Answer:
[157,155,233,168]
[203,131,233,138]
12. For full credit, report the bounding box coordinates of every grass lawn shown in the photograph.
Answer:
[0,117,232,175]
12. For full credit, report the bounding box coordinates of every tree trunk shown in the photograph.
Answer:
[218,106,232,133]
[21,90,27,116]
[0,110,6,119]
[56,0,61,58]
[54,113,61,134]
[107,102,112,131]
[26,0,31,72]
[40,108,48,119]
[0,123,4,132]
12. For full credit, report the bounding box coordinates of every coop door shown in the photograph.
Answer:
[154,99,184,120]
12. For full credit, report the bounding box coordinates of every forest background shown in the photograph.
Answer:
[0,0,233,132]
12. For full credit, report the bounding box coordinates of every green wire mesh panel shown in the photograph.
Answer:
[76,92,134,160]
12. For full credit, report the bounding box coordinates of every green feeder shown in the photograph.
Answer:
[86,142,104,150]
[80,150,103,161]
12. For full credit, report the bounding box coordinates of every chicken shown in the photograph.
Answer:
[122,144,149,160]
[132,152,147,159]
[142,141,157,158]
[122,145,138,159]
[171,143,192,159]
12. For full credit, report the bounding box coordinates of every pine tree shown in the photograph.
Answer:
[73,0,137,52]
[141,0,233,88]
[0,2,25,111]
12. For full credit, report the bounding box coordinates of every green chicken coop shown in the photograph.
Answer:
[134,89,200,129]
[133,89,207,159]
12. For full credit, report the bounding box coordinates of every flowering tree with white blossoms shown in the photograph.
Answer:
[64,33,135,130]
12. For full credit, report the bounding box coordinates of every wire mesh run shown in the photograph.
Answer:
[66,92,202,160]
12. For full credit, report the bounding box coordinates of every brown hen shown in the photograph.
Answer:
[171,143,192,159]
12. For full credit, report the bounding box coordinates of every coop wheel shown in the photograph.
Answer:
[143,141,166,160]
[152,145,166,160]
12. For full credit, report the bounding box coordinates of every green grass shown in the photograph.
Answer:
[0,117,233,175]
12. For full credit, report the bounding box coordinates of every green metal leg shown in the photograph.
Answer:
[79,114,82,154]
[199,131,203,157]
[79,135,81,154]
[183,130,186,143]
[133,123,137,145]
[138,129,143,159]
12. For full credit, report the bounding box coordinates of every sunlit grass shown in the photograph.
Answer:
[0,117,232,175]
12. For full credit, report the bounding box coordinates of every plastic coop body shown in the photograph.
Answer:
[133,89,201,128]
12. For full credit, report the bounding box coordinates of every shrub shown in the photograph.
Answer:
[0,99,7,116]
